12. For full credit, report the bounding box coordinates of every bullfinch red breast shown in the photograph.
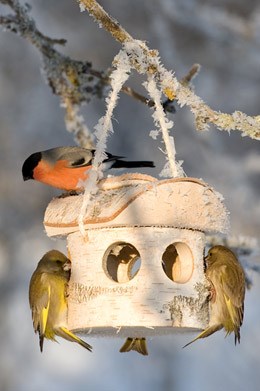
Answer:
[22,146,155,191]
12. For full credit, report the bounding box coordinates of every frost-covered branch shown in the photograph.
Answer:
[180,63,201,86]
[0,0,175,148]
[63,99,95,149]
[78,0,260,140]
[0,0,105,146]
[77,0,132,43]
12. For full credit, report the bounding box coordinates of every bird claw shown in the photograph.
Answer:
[58,190,81,198]
[208,282,216,303]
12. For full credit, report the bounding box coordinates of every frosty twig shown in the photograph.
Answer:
[0,0,175,149]
[78,0,260,140]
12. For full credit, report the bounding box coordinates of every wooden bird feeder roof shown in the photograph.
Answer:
[44,174,229,237]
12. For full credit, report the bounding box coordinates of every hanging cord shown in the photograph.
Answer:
[78,40,185,236]
[123,40,184,178]
[78,49,132,237]
[144,75,184,178]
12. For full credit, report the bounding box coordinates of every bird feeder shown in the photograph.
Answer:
[44,173,229,339]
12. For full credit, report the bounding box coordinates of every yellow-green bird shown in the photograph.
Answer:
[29,250,92,352]
[184,245,245,348]
[120,337,148,356]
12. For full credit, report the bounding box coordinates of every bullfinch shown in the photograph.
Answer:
[22,146,155,191]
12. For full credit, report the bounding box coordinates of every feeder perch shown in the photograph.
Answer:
[44,173,229,339]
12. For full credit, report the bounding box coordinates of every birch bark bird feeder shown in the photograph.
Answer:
[44,173,229,339]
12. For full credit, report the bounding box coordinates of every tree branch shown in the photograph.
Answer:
[1,0,260,140]
[0,0,176,147]
[78,0,132,43]
[78,0,260,140]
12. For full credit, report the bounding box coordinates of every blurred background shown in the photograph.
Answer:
[0,0,259,390]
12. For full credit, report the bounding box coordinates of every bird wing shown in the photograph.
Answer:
[219,265,244,326]
[58,148,94,168]
[59,148,123,168]
[29,273,51,336]
[222,264,244,302]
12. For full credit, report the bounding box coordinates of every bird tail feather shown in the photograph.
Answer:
[183,324,223,348]
[120,337,148,356]
[58,326,92,352]
[111,160,155,169]
[39,335,44,353]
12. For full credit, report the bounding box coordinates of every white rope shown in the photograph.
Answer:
[78,49,132,237]
[144,75,184,178]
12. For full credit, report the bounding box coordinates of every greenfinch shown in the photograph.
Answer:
[184,245,245,347]
[120,337,148,355]
[29,250,92,352]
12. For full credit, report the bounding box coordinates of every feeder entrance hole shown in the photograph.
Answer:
[162,242,193,283]
[103,242,141,283]
[103,240,194,284]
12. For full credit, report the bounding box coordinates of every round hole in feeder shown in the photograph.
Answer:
[103,242,141,283]
[162,242,193,283]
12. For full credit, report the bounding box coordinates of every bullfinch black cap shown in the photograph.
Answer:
[22,152,42,181]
